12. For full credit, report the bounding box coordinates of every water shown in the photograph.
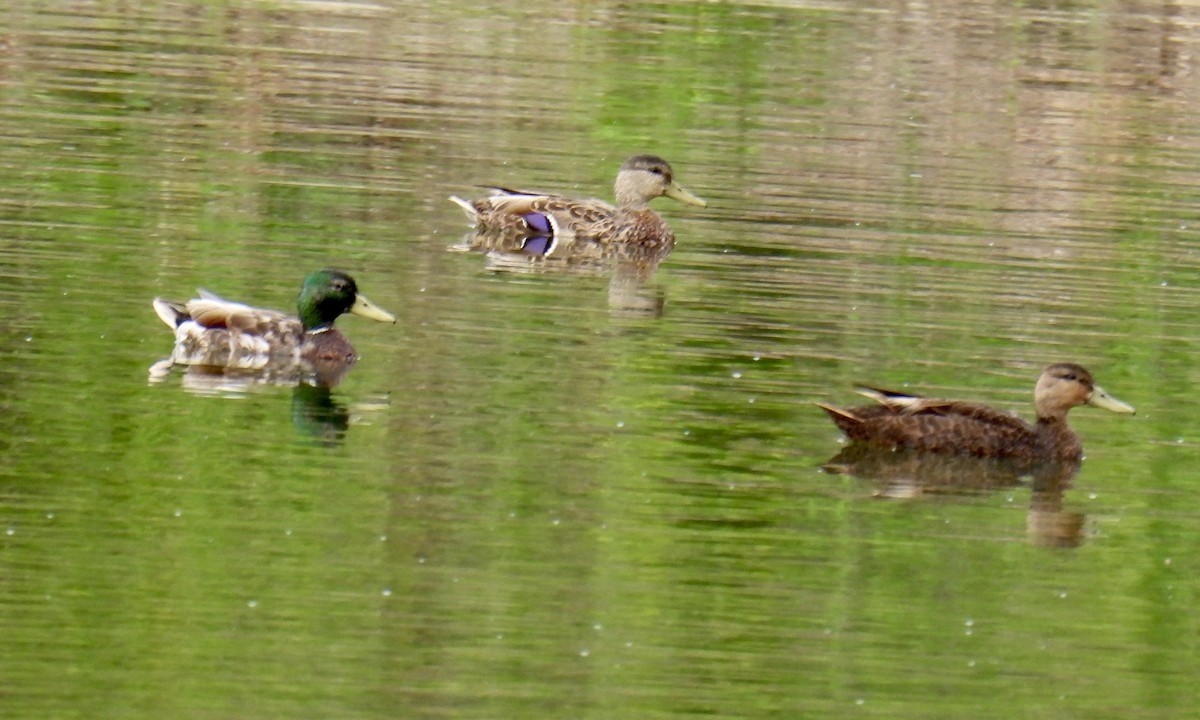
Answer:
[2,1,1199,717]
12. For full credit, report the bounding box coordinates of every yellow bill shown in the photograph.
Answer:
[350,294,396,323]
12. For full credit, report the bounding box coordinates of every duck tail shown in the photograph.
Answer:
[152,298,189,329]
[815,402,863,435]
[449,195,479,224]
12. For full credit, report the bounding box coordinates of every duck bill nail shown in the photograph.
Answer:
[351,295,397,323]
[1089,386,1136,414]
[665,182,707,208]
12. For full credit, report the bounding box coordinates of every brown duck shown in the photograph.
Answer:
[449,155,706,257]
[816,363,1135,461]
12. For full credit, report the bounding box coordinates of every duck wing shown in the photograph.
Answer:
[153,290,291,330]
[184,297,297,335]
[490,192,615,220]
[820,387,1036,457]
[453,187,619,239]
[860,386,1031,428]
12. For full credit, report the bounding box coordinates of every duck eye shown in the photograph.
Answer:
[649,166,665,175]
[1063,373,1077,381]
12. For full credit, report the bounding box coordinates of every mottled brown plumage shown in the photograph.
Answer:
[152,270,395,372]
[449,155,706,258]
[816,364,1135,461]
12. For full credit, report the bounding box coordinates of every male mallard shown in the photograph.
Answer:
[816,363,1135,461]
[450,155,706,256]
[152,269,395,368]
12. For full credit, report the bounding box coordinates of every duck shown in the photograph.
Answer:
[449,155,706,257]
[816,363,1135,461]
[152,269,395,369]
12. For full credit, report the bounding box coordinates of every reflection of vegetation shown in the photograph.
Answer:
[0,1,1198,718]
[582,5,830,144]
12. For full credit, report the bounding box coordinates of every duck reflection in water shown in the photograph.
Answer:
[454,232,671,317]
[822,446,1085,546]
[150,355,355,395]
[450,155,707,317]
[817,364,1136,547]
[291,380,351,447]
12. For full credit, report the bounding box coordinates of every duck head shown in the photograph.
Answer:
[1034,363,1135,422]
[613,155,707,209]
[297,270,396,333]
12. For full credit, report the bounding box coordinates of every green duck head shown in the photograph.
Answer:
[297,270,396,332]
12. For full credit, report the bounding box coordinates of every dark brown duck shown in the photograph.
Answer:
[816,363,1135,461]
